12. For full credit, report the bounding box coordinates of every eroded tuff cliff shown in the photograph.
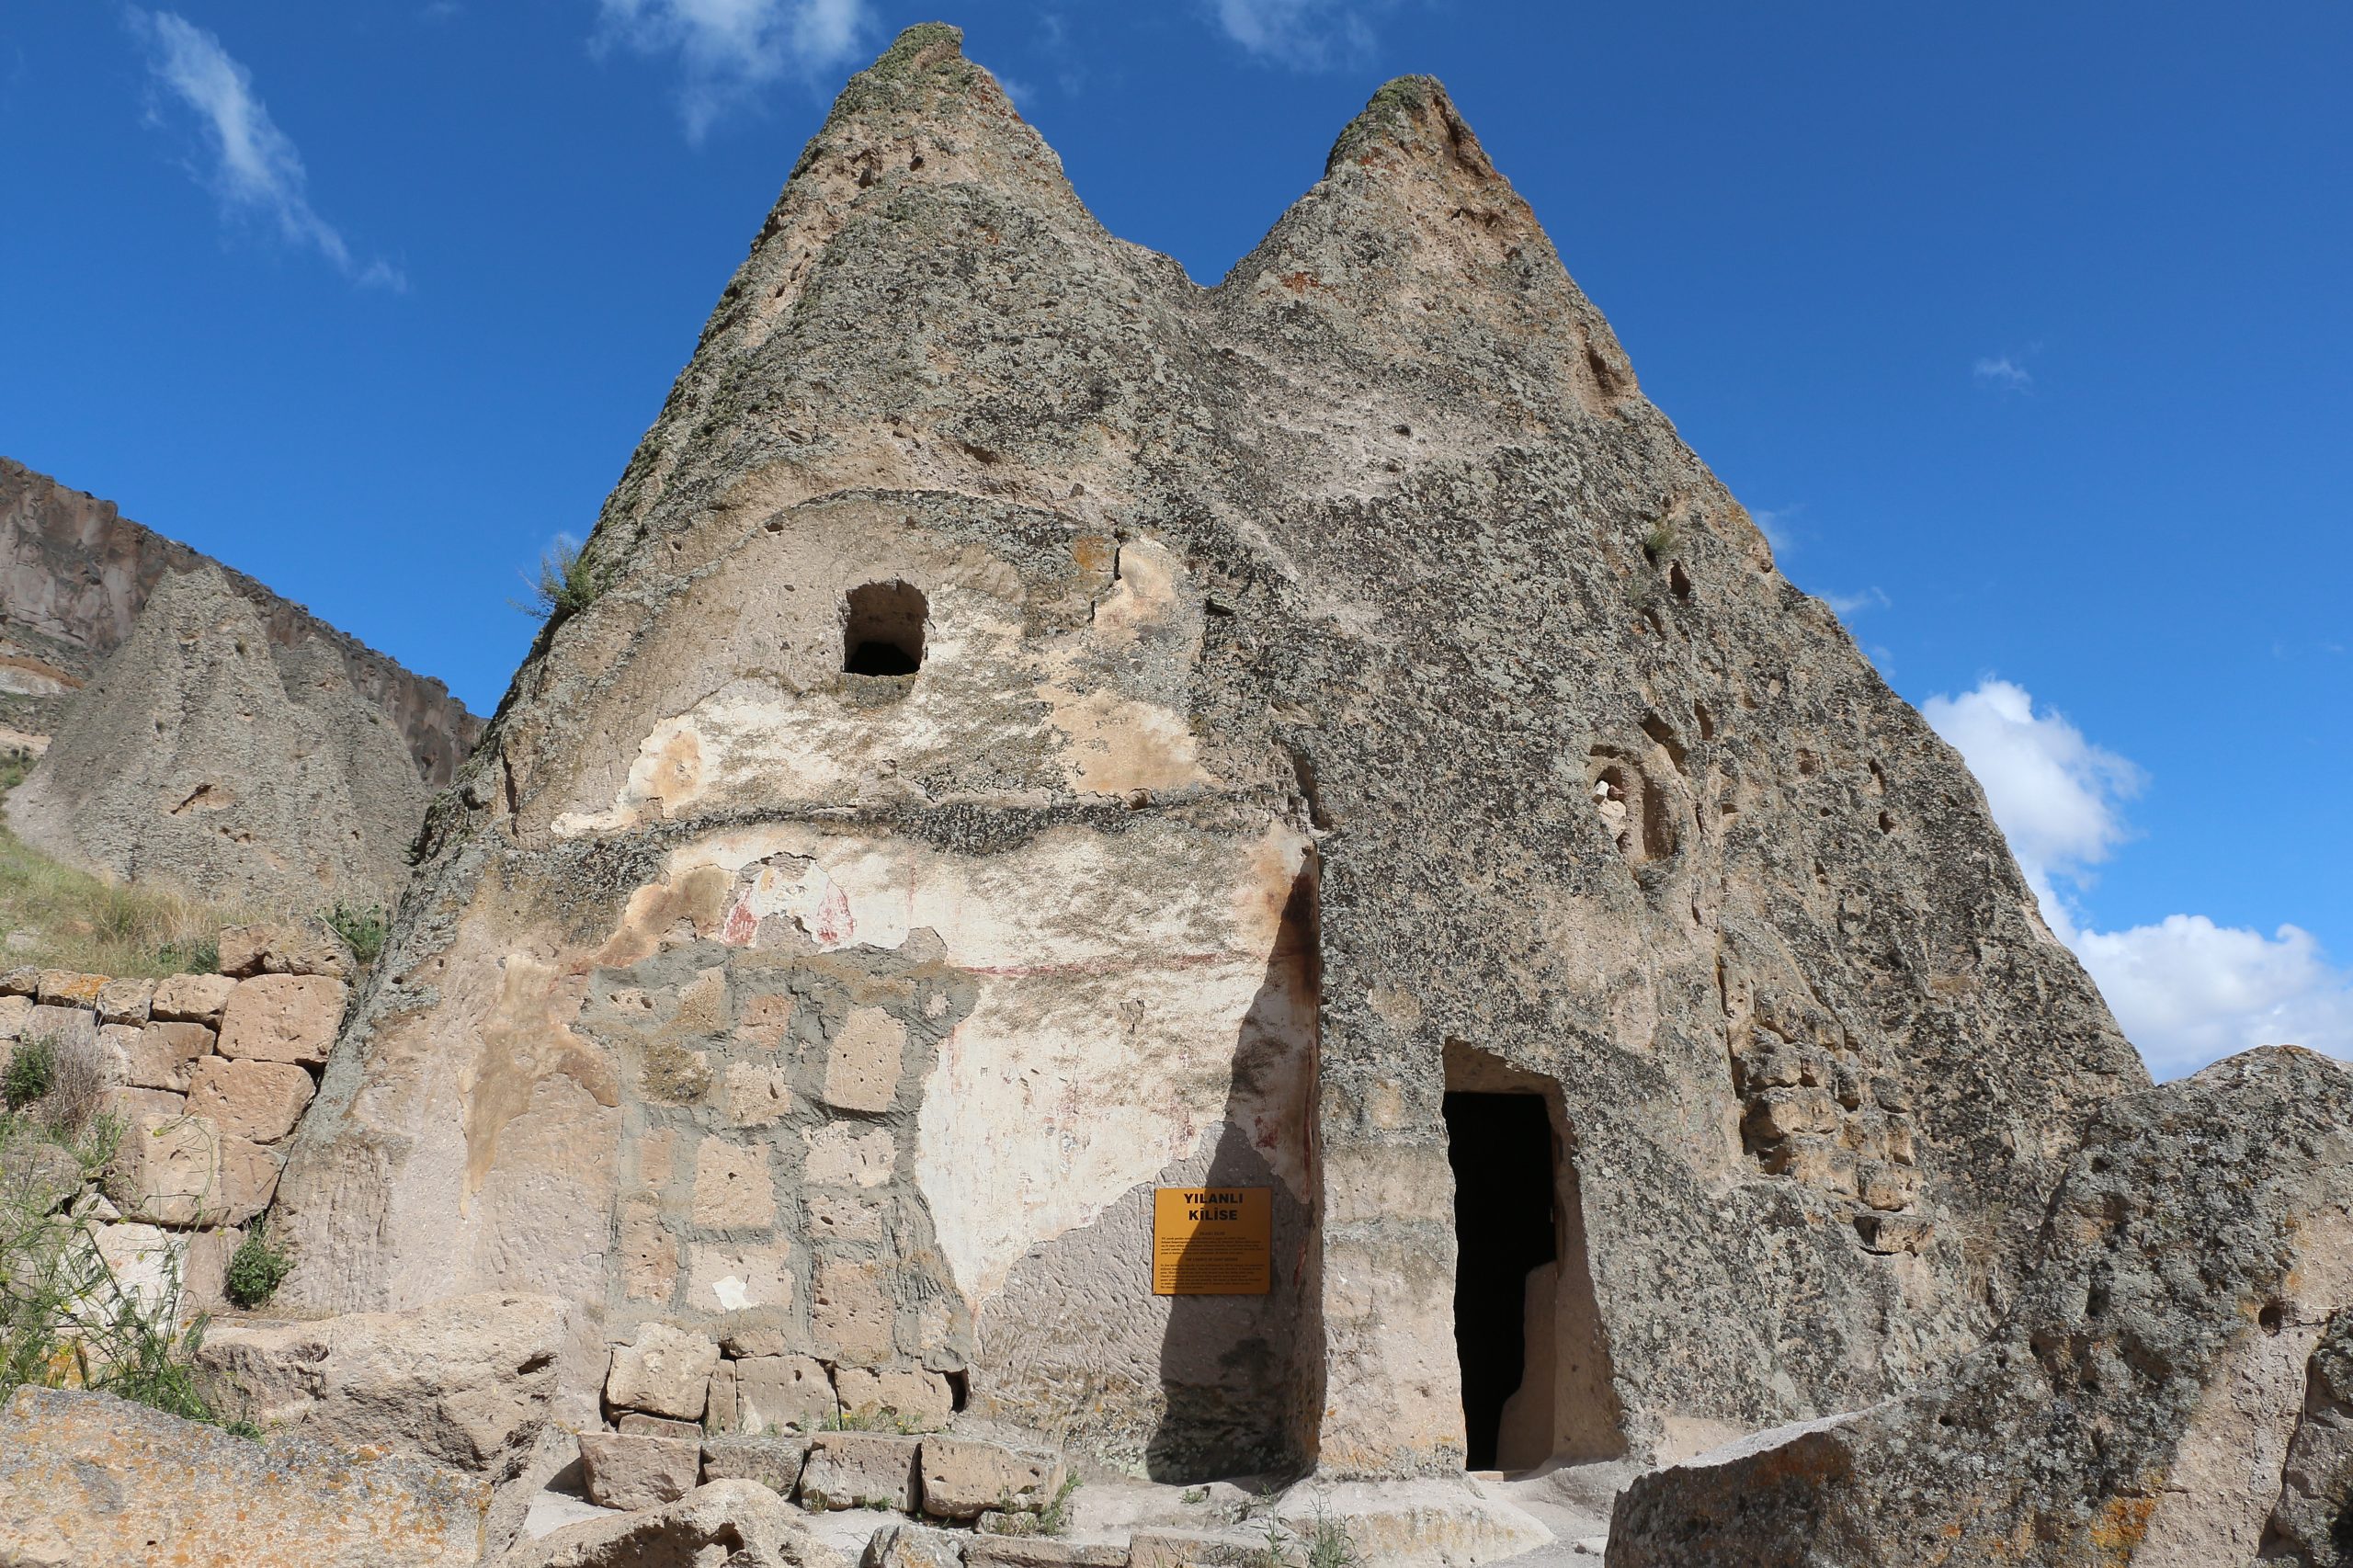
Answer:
[0,458,477,782]
[276,25,2145,1482]
[6,566,438,907]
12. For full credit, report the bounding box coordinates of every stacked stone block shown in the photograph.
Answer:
[585,1318,1065,1532]
[0,923,350,1308]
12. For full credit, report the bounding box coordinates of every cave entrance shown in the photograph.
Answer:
[1442,1042,1625,1473]
[844,580,927,676]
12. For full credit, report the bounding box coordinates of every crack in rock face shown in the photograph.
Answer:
[271,21,2162,1498]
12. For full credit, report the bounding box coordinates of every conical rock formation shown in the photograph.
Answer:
[7,564,430,907]
[277,24,2143,1490]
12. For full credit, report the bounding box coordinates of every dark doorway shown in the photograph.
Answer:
[844,581,927,675]
[1443,1091,1558,1471]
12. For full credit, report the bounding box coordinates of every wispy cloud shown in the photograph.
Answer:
[130,10,403,290]
[1925,676,2352,1077]
[1749,503,1802,552]
[1972,354,2033,392]
[594,0,873,142]
[1824,585,1891,619]
[1208,0,1383,71]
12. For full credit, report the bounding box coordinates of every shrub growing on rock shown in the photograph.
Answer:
[223,1225,292,1309]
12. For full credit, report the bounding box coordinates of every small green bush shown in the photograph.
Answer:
[4,1035,55,1109]
[1035,1473,1081,1538]
[1302,1507,1362,1568]
[516,536,610,626]
[222,1225,292,1309]
[324,903,390,966]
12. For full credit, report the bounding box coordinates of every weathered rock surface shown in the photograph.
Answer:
[801,1431,924,1512]
[919,1435,1063,1520]
[493,1478,845,1568]
[0,456,476,778]
[0,1385,487,1567]
[6,564,442,906]
[196,1290,566,1478]
[275,22,2142,1489]
[1607,1047,2353,1566]
[578,1428,703,1508]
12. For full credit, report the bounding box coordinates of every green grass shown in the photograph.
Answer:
[222,1224,291,1310]
[0,1102,223,1426]
[514,536,610,627]
[0,819,256,980]
[322,903,389,967]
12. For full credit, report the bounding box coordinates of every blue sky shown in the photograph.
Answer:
[0,2,2346,1075]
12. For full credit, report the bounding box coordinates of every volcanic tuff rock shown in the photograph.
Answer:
[275,19,2143,1488]
[6,564,436,905]
[0,457,476,777]
[1607,1046,2353,1566]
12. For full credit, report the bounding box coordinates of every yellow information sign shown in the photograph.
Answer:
[1153,1186,1272,1296]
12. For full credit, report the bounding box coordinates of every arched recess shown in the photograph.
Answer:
[1441,1040,1626,1471]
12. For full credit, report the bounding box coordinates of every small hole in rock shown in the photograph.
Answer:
[1693,700,1715,741]
[2259,1300,2285,1335]
[1879,812,1895,834]
[946,1369,969,1411]
[1668,562,1692,599]
[843,580,927,676]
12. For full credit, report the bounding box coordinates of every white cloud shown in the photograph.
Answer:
[1972,355,2032,391]
[1749,504,1802,552]
[594,0,873,141]
[1209,0,1380,70]
[1824,586,1891,619]
[1925,677,2352,1078]
[130,11,403,290]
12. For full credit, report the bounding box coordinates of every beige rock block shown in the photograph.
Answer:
[91,1221,186,1320]
[1127,1532,1268,1568]
[0,994,30,1040]
[838,1368,952,1434]
[107,1112,278,1226]
[218,974,345,1065]
[22,1003,96,1054]
[699,1434,812,1495]
[620,1194,678,1304]
[823,1006,904,1113]
[119,1020,216,1092]
[180,1224,244,1311]
[150,971,237,1025]
[808,1191,885,1244]
[798,1431,921,1512]
[722,1062,794,1128]
[217,1131,284,1224]
[101,1085,188,1123]
[36,971,107,1007]
[811,1259,895,1365]
[0,967,37,996]
[196,1292,566,1477]
[686,1238,794,1315]
[0,1386,488,1568]
[490,1478,835,1568]
[577,1431,702,1510]
[188,1056,316,1143]
[867,1523,972,1568]
[964,1536,1126,1566]
[803,1123,895,1187]
[1858,1163,1915,1212]
[727,1355,835,1435]
[619,1412,701,1440]
[693,1140,777,1229]
[919,1436,1063,1519]
[735,993,796,1051]
[605,1322,721,1421]
[97,1020,142,1074]
[218,921,354,981]
[94,978,154,1026]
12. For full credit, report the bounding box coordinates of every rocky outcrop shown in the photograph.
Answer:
[1607,1046,2353,1565]
[274,21,2141,1497]
[492,1478,845,1568]
[195,1290,568,1480]
[6,564,435,906]
[0,1386,488,1568]
[0,457,477,778]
